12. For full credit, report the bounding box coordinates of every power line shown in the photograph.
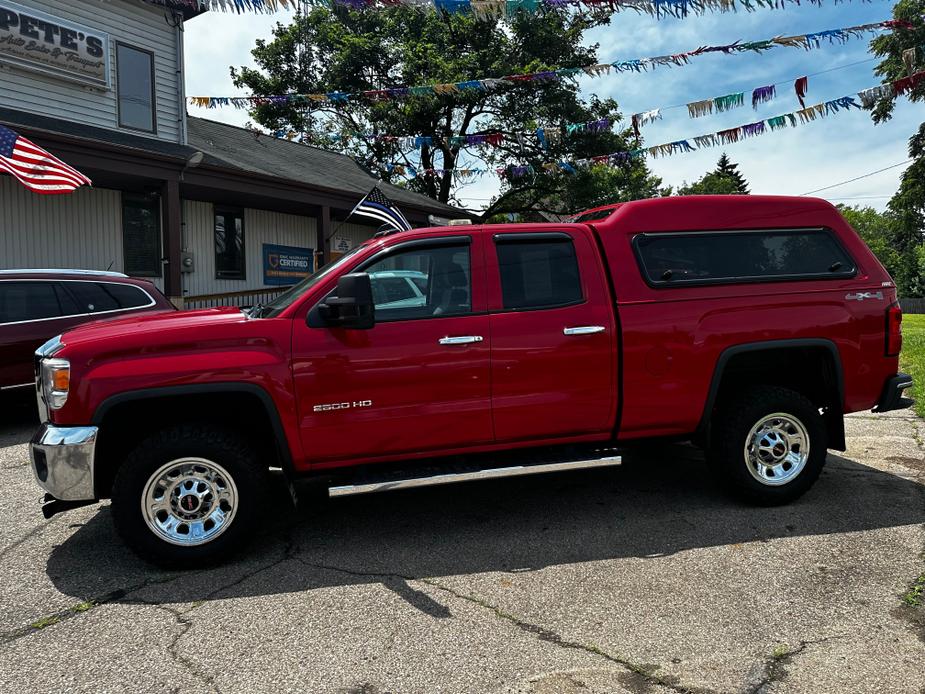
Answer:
[800,160,912,196]
[823,195,893,200]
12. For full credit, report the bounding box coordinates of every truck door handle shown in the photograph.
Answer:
[563,326,606,336]
[439,336,484,345]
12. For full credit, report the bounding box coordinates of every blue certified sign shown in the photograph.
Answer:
[262,244,314,286]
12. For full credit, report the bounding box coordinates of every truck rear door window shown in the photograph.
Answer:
[633,228,856,286]
[496,236,583,310]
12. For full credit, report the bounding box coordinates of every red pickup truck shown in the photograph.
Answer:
[29,196,913,565]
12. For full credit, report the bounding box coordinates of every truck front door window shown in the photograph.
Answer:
[363,245,472,321]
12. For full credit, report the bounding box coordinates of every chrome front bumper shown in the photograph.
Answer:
[30,424,98,501]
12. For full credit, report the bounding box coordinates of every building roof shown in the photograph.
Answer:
[186,117,465,218]
[0,106,467,219]
[0,106,193,159]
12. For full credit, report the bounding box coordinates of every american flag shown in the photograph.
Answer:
[350,185,412,232]
[0,124,92,195]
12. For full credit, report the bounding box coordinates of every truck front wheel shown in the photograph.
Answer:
[710,386,827,505]
[111,424,267,566]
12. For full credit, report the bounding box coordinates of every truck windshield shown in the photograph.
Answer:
[253,245,366,318]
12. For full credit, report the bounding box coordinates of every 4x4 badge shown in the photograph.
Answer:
[845,292,883,302]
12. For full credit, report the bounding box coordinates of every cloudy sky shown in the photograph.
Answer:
[184,1,918,214]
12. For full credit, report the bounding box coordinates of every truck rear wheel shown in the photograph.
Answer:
[710,386,827,505]
[111,424,267,567]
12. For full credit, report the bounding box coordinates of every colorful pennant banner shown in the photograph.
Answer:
[267,115,616,150]
[188,20,907,109]
[144,0,870,17]
[141,0,296,12]
[638,73,808,127]
[370,70,924,179]
[313,0,867,20]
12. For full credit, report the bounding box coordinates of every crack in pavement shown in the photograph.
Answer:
[294,558,706,694]
[746,635,848,694]
[120,533,299,694]
[149,602,225,694]
[0,520,300,646]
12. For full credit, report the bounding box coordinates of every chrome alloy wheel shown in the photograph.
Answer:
[743,413,810,486]
[141,458,239,546]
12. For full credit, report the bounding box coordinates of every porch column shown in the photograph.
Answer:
[161,178,183,304]
[316,204,331,269]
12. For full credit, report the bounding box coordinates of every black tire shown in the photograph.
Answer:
[111,424,268,567]
[709,386,827,505]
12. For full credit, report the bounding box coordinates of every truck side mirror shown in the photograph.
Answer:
[317,273,375,330]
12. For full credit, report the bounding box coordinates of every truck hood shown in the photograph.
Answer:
[60,307,248,349]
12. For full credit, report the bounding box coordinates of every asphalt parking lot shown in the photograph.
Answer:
[1,390,923,694]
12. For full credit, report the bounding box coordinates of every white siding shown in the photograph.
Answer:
[0,176,164,291]
[330,221,378,254]
[0,0,184,143]
[183,201,318,297]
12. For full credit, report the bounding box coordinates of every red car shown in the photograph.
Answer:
[29,196,913,565]
[0,269,174,390]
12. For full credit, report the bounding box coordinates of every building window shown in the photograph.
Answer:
[117,43,156,133]
[215,207,246,280]
[122,193,161,277]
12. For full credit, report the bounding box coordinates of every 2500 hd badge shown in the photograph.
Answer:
[313,400,373,412]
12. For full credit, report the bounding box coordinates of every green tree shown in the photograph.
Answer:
[867,0,925,296]
[677,153,750,195]
[232,7,664,219]
[837,204,903,278]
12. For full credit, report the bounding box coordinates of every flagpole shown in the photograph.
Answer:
[323,184,376,254]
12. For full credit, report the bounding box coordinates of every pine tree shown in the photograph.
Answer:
[713,153,750,194]
[677,154,750,195]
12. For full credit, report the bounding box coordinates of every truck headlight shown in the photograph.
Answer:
[41,358,70,410]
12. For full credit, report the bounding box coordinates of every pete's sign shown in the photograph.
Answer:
[263,244,314,286]
[0,2,110,87]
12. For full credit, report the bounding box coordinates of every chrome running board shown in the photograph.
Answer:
[328,452,622,498]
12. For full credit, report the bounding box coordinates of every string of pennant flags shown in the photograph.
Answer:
[311,0,867,20]
[141,0,296,12]
[142,0,866,18]
[188,19,908,109]
[365,70,924,179]
[264,50,922,151]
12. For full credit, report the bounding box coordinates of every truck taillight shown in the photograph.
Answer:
[886,303,903,357]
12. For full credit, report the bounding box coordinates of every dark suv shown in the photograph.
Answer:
[0,270,174,390]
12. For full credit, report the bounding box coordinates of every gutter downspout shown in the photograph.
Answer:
[175,12,187,303]
[175,13,187,146]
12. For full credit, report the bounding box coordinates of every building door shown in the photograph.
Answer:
[291,235,494,464]
[486,230,617,442]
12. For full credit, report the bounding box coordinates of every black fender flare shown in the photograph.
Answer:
[91,382,295,474]
[696,338,846,450]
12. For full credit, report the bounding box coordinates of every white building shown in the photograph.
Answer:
[0,0,466,306]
